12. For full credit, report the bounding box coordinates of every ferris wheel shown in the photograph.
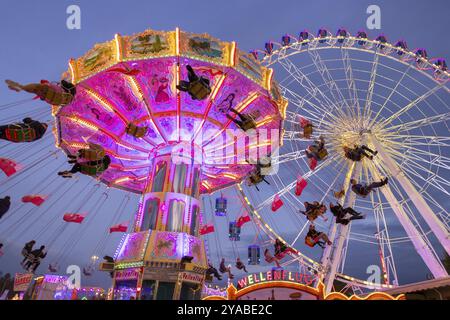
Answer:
[237,28,450,292]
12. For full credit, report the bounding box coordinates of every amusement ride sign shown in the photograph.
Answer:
[115,268,140,281]
[13,273,34,292]
[237,270,315,289]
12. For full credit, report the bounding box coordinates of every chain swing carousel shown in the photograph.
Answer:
[50,28,286,300]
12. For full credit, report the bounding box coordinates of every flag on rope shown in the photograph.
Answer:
[21,195,47,206]
[109,222,128,233]
[236,215,251,228]
[0,158,21,177]
[63,213,86,224]
[199,224,215,235]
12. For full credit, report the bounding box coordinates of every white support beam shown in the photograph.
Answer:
[321,161,362,293]
[376,180,447,278]
[370,136,450,256]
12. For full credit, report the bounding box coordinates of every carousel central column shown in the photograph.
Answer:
[109,144,207,300]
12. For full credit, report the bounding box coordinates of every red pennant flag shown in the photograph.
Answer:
[295,177,308,196]
[109,222,128,233]
[63,213,85,224]
[199,224,215,235]
[0,158,21,177]
[236,215,251,228]
[271,194,284,212]
[308,157,317,171]
[21,195,47,206]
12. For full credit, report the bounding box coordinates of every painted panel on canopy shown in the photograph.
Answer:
[208,68,262,123]
[179,31,229,66]
[83,68,150,123]
[75,41,116,81]
[236,49,266,86]
[58,118,111,152]
[154,116,177,142]
[122,29,176,59]
[60,90,126,137]
[133,58,178,113]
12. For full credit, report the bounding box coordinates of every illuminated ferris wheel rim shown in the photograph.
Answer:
[235,30,450,291]
[260,34,449,85]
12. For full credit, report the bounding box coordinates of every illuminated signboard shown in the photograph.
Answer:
[180,272,203,283]
[237,270,314,289]
[115,268,140,281]
[14,273,34,292]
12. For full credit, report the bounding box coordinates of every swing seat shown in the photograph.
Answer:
[80,163,107,176]
[317,148,328,160]
[188,79,211,100]
[5,125,36,142]
[241,119,257,131]
[39,84,74,106]
[305,236,316,247]
[79,144,105,161]
[334,190,345,199]
[303,124,313,138]
[126,123,149,138]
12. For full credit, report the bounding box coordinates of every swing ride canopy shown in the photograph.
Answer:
[53,28,287,194]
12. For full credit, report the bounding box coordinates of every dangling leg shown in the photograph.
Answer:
[5,80,43,94]
[5,80,25,92]
[361,145,377,155]
[176,80,190,92]
[58,163,82,178]
[228,108,247,121]
[186,65,199,82]
[343,207,362,217]
[356,147,372,159]
[317,233,332,246]
[367,178,388,190]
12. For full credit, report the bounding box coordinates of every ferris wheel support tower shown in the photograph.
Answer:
[370,136,450,257]
[321,161,362,293]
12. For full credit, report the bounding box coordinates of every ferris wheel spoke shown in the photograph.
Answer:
[256,154,339,211]
[384,112,450,133]
[341,48,360,119]
[401,163,450,196]
[378,83,447,128]
[307,49,352,112]
[271,150,307,166]
[386,143,450,171]
[421,190,450,229]
[389,134,450,147]
[281,85,337,123]
[363,52,380,125]
[370,64,413,128]
[279,56,340,112]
